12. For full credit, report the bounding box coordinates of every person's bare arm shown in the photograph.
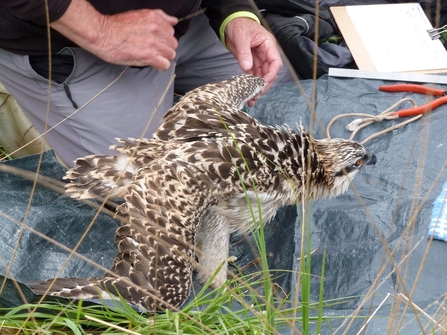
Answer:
[50,0,178,69]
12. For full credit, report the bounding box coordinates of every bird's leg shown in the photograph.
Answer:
[195,215,230,288]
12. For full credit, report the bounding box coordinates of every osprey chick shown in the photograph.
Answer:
[29,74,376,311]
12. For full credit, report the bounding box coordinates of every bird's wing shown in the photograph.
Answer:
[31,159,217,311]
[64,139,182,199]
[155,74,266,141]
[63,153,137,199]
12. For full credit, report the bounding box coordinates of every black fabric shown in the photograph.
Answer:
[29,54,74,84]
[256,0,337,30]
[0,0,70,23]
[255,0,355,78]
[0,0,256,55]
[0,0,200,54]
[29,53,78,108]
[264,12,355,78]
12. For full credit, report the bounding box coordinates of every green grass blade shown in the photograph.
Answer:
[316,247,326,334]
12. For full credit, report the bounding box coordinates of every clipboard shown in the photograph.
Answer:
[330,3,447,73]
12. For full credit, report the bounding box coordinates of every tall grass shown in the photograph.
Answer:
[0,259,329,334]
[0,145,10,161]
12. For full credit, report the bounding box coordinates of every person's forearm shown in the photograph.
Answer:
[50,0,178,68]
[50,0,104,54]
[202,0,259,38]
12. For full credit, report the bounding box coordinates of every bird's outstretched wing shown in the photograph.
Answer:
[64,75,266,199]
[64,139,182,199]
[155,74,266,141]
[31,160,216,311]
[63,153,137,199]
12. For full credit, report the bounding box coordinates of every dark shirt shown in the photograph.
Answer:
[0,0,257,55]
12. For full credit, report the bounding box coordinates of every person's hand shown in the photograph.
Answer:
[224,17,282,106]
[51,0,178,70]
[94,9,178,69]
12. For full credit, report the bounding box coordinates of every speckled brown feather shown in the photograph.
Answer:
[29,74,375,311]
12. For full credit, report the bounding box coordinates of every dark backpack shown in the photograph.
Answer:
[255,0,355,78]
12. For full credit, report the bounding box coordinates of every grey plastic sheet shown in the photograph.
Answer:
[0,151,118,307]
[1,75,447,333]
[247,75,447,333]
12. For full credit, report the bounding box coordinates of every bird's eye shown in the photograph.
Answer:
[355,158,363,166]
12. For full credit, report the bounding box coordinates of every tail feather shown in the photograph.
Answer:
[27,277,105,300]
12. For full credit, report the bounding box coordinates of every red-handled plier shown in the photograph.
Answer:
[379,84,447,117]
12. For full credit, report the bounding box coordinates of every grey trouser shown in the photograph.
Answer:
[0,14,291,167]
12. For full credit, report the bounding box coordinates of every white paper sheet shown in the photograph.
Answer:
[346,3,447,72]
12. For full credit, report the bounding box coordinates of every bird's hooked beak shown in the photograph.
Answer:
[367,154,377,166]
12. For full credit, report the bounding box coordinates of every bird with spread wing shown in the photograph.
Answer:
[29,74,376,311]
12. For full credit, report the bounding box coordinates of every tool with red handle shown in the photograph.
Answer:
[379,84,447,117]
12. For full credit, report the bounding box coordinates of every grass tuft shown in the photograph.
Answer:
[0,262,340,334]
[0,146,11,161]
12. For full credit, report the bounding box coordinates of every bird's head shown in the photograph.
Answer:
[312,137,376,199]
